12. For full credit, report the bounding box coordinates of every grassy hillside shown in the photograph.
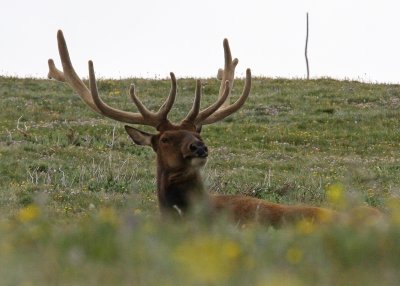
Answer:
[1,76,400,285]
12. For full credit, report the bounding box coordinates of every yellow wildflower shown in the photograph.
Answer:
[286,246,303,264]
[326,183,346,208]
[108,90,121,97]
[98,207,119,226]
[18,204,40,223]
[222,240,241,258]
[173,236,241,284]
[296,219,315,235]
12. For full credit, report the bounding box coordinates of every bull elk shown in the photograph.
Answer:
[48,30,379,227]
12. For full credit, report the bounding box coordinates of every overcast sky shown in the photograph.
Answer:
[1,0,400,83]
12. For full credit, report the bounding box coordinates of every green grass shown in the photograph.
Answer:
[1,76,400,285]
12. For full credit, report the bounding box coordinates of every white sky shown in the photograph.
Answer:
[1,0,400,83]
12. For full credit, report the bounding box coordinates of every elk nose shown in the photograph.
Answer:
[189,141,208,158]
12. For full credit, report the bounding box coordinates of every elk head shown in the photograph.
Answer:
[48,30,251,215]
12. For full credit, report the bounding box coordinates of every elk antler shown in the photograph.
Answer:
[48,31,251,131]
[218,39,239,107]
[193,39,252,127]
[48,30,176,129]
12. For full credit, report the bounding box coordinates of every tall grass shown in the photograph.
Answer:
[1,76,400,285]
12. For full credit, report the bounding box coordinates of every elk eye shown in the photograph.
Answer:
[161,137,169,143]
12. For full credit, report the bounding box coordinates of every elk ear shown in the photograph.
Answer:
[124,125,154,147]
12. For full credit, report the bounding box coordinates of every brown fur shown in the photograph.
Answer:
[125,127,345,226]
[212,195,335,227]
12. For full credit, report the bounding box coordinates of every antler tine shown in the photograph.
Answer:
[88,61,148,125]
[182,80,202,123]
[191,38,251,127]
[129,84,156,119]
[128,72,177,127]
[194,80,230,125]
[157,72,177,118]
[53,30,100,113]
[217,39,239,107]
[48,59,65,82]
[200,68,251,125]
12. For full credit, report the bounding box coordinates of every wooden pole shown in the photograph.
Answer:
[305,12,310,80]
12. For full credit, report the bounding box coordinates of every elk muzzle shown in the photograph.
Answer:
[189,141,208,158]
[183,139,208,169]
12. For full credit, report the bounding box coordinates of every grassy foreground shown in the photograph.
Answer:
[1,76,400,285]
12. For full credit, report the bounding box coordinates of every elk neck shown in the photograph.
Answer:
[155,155,210,216]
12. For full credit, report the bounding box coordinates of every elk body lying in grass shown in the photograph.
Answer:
[48,30,380,227]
